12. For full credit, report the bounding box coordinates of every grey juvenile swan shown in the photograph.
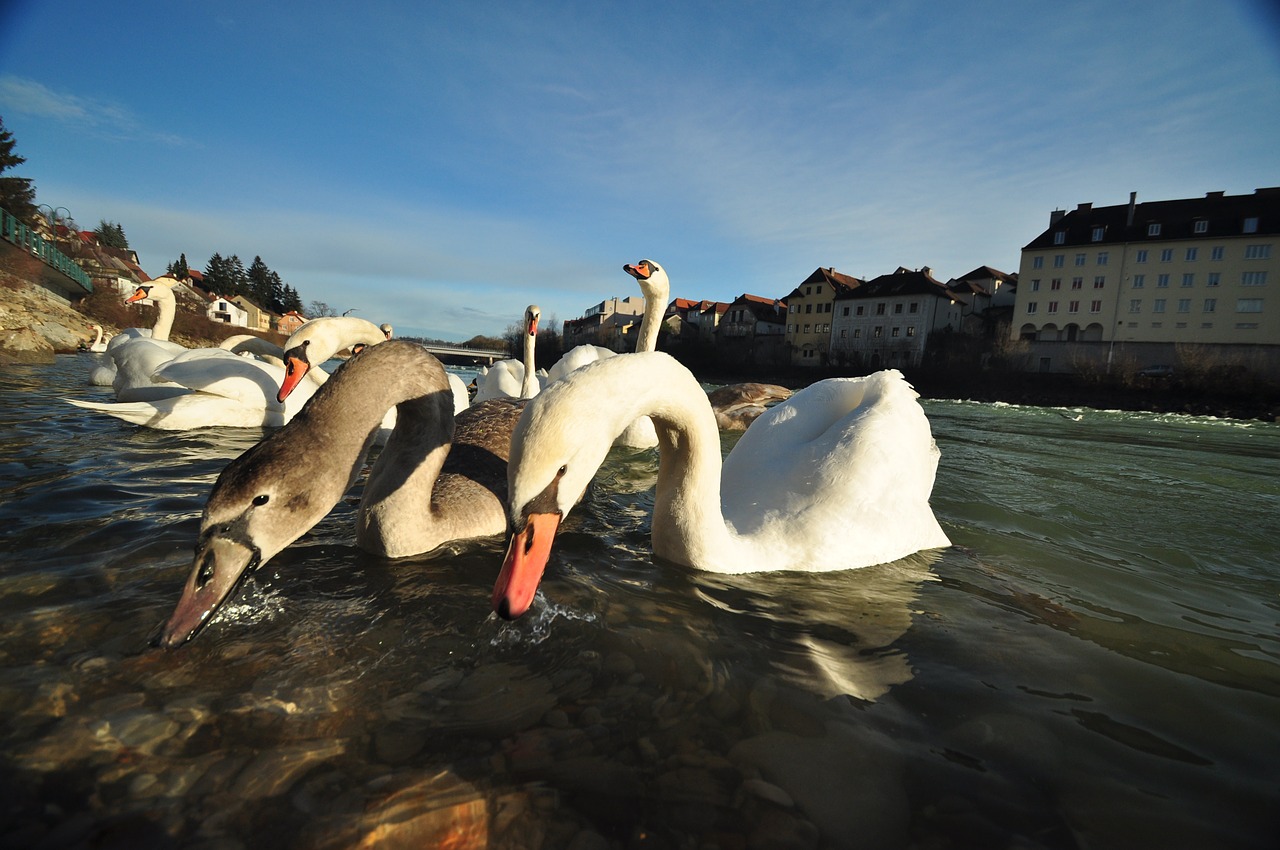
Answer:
[158,340,522,647]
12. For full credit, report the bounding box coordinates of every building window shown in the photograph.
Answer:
[805,303,813,314]
[1208,272,1220,287]
[803,324,810,334]
[1031,279,1041,291]
[1242,271,1268,286]
[891,327,901,338]
[1160,248,1174,262]
[856,305,866,316]
[893,303,904,314]
[1054,231,1066,245]
[1068,301,1079,314]
[1135,249,1148,263]
[1186,247,1198,261]
[1157,274,1170,288]
[1097,251,1108,266]
[1153,299,1166,313]
[1236,298,1263,313]
[1211,246,1225,261]
[1071,277,1083,289]
[1047,301,1058,314]
[1075,253,1086,266]
[789,304,797,314]
[854,328,862,338]
[1090,300,1102,313]
[1033,256,1044,269]
[822,324,830,333]
[1129,299,1141,313]
[841,306,849,316]
[876,303,886,315]
[1051,278,1062,290]
[839,329,847,339]
[1094,276,1106,289]
[1148,223,1162,236]
[1244,244,1272,260]
[1243,217,1259,234]
[873,326,883,338]
[909,302,919,313]
[1194,220,1208,234]
[1182,273,1195,287]
[1053,255,1065,268]
[1092,226,1105,242]
[906,326,916,336]
[1132,274,1145,289]
[1204,298,1216,313]
[787,324,794,334]
[1026,302,1038,314]
[1235,322,1260,329]
[1177,299,1191,313]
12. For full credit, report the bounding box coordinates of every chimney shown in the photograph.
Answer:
[1126,192,1137,227]
[1049,209,1066,226]
[1206,191,1225,199]
[1076,202,1092,212]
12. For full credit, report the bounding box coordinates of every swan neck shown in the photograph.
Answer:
[520,327,538,398]
[152,290,175,341]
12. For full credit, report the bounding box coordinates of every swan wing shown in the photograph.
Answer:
[721,370,949,570]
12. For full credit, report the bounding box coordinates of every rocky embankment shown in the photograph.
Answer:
[0,271,225,364]
[0,274,107,363]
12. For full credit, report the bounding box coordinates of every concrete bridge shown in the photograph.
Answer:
[417,342,508,365]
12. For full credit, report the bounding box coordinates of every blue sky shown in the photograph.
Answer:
[2,1,1278,341]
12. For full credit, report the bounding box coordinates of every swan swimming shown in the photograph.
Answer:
[492,351,951,619]
[158,340,524,647]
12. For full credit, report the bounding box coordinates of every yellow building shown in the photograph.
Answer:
[783,267,862,367]
[1013,188,1280,373]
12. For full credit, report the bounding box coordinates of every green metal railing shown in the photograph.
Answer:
[0,207,93,293]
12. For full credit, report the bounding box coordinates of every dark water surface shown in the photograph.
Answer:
[1,354,1278,849]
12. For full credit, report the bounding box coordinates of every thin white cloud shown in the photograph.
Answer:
[0,75,188,145]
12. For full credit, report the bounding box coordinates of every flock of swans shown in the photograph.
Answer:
[63,259,951,646]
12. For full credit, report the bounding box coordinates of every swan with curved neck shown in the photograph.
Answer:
[109,282,187,400]
[88,325,109,353]
[474,305,543,402]
[491,351,951,619]
[159,340,523,646]
[276,317,393,402]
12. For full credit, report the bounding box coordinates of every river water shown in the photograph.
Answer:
[1,354,1277,849]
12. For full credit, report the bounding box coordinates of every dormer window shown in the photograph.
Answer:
[1243,216,1259,234]
[1148,223,1162,236]
[1053,231,1066,245]
[1091,226,1105,242]
[1193,219,1208,234]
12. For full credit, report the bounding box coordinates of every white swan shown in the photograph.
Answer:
[473,305,543,402]
[108,281,188,401]
[87,325,110,353]
[158,341,525,646]
[65,346,325,430]
[491,351,951,619]
[88,278,181,387]
[614,259,673,448]
[545,344,615,384]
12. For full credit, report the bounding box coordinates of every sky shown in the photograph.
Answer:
[1,1,1278,341]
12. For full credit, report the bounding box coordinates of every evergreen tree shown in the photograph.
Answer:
[282,284,303,313]
[166,253,190,279]
[94,220,129,248]
[247,255,273,308]
[204,253,232,294]
[0,116,38,224]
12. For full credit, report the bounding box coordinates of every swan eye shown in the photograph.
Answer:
[252,494,270,506]
[557,465,567,477]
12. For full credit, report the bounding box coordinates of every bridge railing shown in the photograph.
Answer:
[0,207,93,293]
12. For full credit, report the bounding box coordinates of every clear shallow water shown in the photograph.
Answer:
[1,355,1278,849]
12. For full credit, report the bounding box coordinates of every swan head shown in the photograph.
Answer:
[156,431,338,647]
[623,258,671,302]
[525,305,541,336]
[278,317,388,402]
[491,361,631,619]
